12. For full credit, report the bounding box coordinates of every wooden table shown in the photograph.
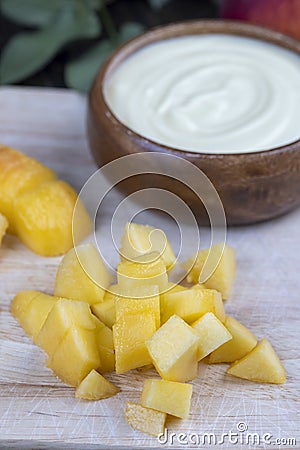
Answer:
[0,87,299,449]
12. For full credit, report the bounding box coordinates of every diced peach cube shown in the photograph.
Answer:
[160,288,225,324]
[92,298,116,328]
[37,299,95,357]
[141,379,192,419]
[11,291,58,343]
[115,285,160,328]
[55,244,112,304]
[113,312,156,373]
[47,327,100,387]
[208,316,257,363]
[117,253,168,293]
[192,312,232,361]
[146,315,200,382]
[125,402,166,436]
[183,244,236,299]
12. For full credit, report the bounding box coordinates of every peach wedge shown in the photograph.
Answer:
[227,338,286,384]
[75,369,119,400]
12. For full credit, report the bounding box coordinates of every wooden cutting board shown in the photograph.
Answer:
[0,87,299,450]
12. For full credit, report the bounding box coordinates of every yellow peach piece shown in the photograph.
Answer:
[11,291,58,343]
[125,402,166,436]
[0,213,8,246]
[103,284,121,301]
[91,285,123,328]
[191,283,207,290]
[115,285,160,328]
[192,312,232,361]
[14,180,91,256]
[94,317,115,373]
[92,298,116,329]
[36,299,96,357]
[0,145,91,253]
[183,243,236,299]
[146,315,200,382]
[0,145,56,233]
[227,338,286,384]
[207,316,257,364]
[75,369,119,400]
[160,287,225,324]
[120,222,176,270]
[11,290,41,318]
[113,312,157,374]
[141,379,192,419]
[55,244,112,304]
[163,282,186,294]
[47,327,100,387]
[117,252,168,293]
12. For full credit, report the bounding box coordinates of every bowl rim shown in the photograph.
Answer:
[91,19,300,158]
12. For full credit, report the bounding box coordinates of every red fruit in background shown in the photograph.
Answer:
[220,0,300,41]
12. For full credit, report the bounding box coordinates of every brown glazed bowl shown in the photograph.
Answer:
[87,20,300,225]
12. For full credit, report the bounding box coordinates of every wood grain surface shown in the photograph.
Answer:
[0,87,299,450]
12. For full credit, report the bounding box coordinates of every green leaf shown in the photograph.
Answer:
[65,40,114,92]
[1,0,101,28]
[119,22,145,43]
[0,3,101,84]
[84,0,103,11]
[64,21,144,92]
[2,0,65,27]
[147,0,171,9]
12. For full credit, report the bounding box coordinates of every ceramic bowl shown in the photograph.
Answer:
[87,20,300,225]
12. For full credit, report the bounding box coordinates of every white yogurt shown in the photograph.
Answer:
[105,34,300,154]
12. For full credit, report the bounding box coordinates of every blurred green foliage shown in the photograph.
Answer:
[0,0,170,91]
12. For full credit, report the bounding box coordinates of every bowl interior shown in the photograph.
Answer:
[100,20,300,156]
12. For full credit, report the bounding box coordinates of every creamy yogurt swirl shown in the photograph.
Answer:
[105,35,300,154]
